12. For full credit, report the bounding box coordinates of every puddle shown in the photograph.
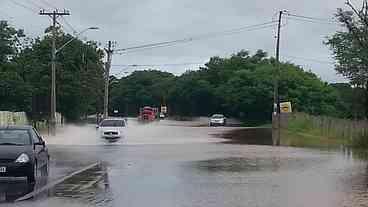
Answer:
[50,164,113,207]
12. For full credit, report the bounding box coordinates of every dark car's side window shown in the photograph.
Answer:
[30,129,41,144]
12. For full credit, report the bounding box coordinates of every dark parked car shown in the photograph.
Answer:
[0,126,49,183]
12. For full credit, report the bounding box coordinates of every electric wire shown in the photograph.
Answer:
[286,13,339,24]
[37,0,57,9]
[60,16,78,34]
[115,21,278,55]
[115,21,277,52]
[111,66,132,77]
[286,17,339,26]
[111,62,205,67]
[55,20,74,34]
[284,55,335,65]
[25,0,44,10]
[8,0,38,13]
[0,9,14,20]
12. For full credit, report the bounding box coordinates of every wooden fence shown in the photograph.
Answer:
[0,111,63,127]
[0,111,29,126]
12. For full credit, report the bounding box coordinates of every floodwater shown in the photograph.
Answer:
[2,118,368,207]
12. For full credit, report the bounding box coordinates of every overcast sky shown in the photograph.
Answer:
[0,0,360,82]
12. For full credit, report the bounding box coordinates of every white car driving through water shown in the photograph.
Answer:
[97,118,127,141]
[209,114,227,127]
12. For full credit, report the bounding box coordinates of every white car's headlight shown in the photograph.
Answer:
[15,153,30,163]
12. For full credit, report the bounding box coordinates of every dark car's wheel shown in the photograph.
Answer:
[41,158,50,176]
[27,162,37,184]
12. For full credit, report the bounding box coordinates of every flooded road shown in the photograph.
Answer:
[1,119,368,207]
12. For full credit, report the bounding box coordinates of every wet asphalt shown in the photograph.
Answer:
[1,119,368,207]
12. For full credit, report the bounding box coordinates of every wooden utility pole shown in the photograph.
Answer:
[273,10,284,146]
[39,9,70,136]
[104,41,114,119]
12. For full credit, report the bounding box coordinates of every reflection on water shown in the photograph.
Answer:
[0,181,34,202]
[194,157,282,173]
[189,147,368,207]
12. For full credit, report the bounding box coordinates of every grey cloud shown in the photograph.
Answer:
[1,0,350,82]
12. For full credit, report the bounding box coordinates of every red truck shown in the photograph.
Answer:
[138,106,158,122]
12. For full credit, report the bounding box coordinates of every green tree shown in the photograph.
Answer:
[0,68,32,111]
[164,50,339,123]
[110,70,175,116]
[325,0,368,118]
[0,21,31,112]
[0,21,25,64]
[14,28,105,121]
[107,50,344,124]
[330,83,366,119]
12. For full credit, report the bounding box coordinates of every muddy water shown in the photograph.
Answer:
[5,119,368,207]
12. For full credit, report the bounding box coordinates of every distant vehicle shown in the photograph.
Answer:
[97,118,127,141]
[159,113,165,119]
[209,114,227,126]
[138,106,158,122]
[0,126,49,183]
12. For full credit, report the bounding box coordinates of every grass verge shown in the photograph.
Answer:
[281,130,346,149]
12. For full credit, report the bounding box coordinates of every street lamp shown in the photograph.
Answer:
[50,26,99,135]
[56,27,99,54]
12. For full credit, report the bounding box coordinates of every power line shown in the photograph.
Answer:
[56,20,73,34]
[0,9,14,20]
[115,21,277,52]
[115,25,276,56]
[110,62,205,77]
[60,16,78,34]
[286,17,339,26]
[287,13,339,24]
[284,55,335,65]
[111,66,132,77]
[115,21,278,54]
[37,0,57,9]
[25,0,44,10]
[111,62,205,68]
[8,0,38,13]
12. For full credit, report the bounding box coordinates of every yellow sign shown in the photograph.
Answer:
[280,102,292,113]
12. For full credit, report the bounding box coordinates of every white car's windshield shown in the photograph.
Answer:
[212,115,224,119]
[100,120,125,127]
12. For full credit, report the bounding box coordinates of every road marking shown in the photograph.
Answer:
[15,162,101,202]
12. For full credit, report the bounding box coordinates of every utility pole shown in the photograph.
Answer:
[273,10,284,146]
[104,41,114,119]
[40,9,70,136]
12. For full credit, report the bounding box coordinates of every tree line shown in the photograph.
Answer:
[110,50,365,124]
